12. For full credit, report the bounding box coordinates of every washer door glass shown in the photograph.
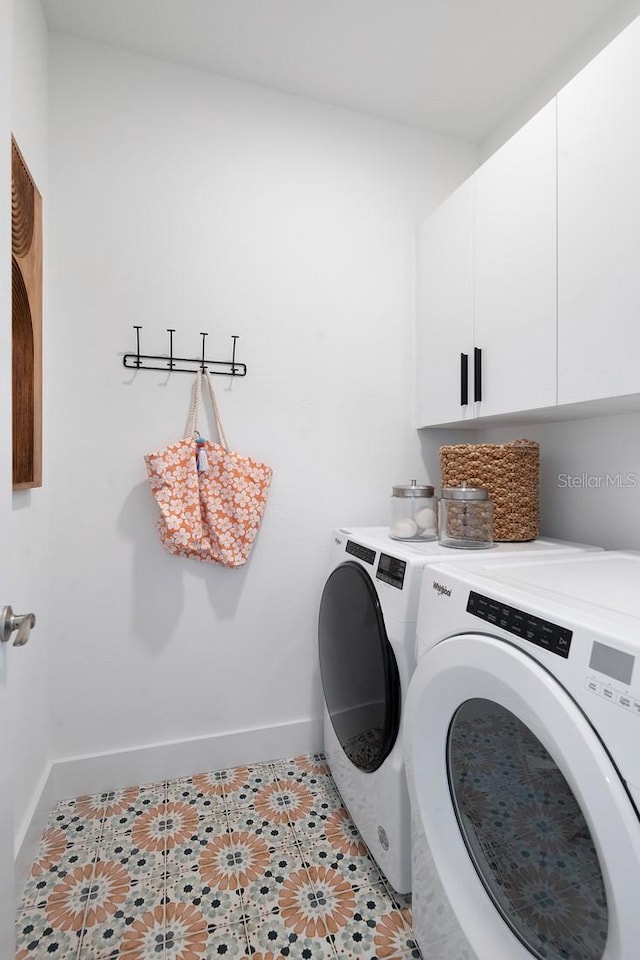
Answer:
[318,561,400,772]
[448,699,608,960]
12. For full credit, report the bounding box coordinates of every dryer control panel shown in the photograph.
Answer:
[467,591,573,658]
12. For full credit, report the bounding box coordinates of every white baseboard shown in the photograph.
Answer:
[15,717,323,907]
[14,759,55,910]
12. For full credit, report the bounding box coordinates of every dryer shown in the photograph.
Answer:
[405,551,640,960]
[317,527,599,893]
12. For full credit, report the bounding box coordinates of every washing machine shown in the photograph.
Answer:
[317,526,599,893]
[404,550,640,960]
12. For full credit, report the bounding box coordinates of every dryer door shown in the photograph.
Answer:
[318,561,400,772]
[404,633,640,960]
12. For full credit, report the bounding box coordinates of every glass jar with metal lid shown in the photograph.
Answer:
[439,483,493,549]
[390,480,438,541]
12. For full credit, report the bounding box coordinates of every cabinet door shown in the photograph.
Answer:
[558,17,640,404]
[474,100,557,417]
[416,179,473,427]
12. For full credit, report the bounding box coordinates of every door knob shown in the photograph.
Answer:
[0,606,36,646]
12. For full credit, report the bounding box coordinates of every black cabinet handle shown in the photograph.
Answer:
[474,347,482,403]
[460,353,468,406]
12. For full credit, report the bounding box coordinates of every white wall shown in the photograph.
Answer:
[474,413,640,550]
[10,0,52,857]
[481,0,640,158]
[48,35,477,769]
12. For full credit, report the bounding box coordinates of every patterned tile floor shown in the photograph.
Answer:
[16,753,421,960]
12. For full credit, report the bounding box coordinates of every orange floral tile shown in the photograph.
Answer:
[254,780,313,826]
[100,783,168,836]
[374,908,420,959]
[164,802,200,851]
[74,786,140,823]
[78,877,164,959]
[222,764,279,809]
[119,901,211,958]
[245,913,337,960]
[29,829,70,877]
[288,790,345,842]
[292,755,331,777]
[131,803,170,854]
[272,755,334,795]
[279,865,355,938]
[299,838,382,890]
[192,769,236,797]
[226,805,297,849]
[45,860,130,932]
[171,920,250,959]
[236,844,306,920]
[165,776,227,817]
[169,816,230,875]
[324,808,368,858]
[332,884,409,959]
[98,830,168,881]
[241,953,287,960]
[46,799,103,843]
[166,871,245,930]
[117,902,166,957]
[21,841,98,908]
[15,906,79,958]
[199,830,271,891]
[21,756,422,960]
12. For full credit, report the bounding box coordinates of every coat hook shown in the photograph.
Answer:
[134,325,142,368]
[200,332,208,372]
[122,327,247,376]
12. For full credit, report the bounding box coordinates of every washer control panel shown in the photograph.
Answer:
[467,591,573,658]
[584,676,640,715]
[345,540,375,565]
[585,639,637,715]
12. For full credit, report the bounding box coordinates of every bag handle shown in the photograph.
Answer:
[183,371,229,451]
[184,369,203,438]
[203,370,229,451]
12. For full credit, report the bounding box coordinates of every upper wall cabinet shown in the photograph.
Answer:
[416,101,557,427]
[474,99,557,418]
[416,179,473,427]
[558,18,640,405]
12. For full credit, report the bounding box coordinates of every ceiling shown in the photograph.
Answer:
[42,0,633,143]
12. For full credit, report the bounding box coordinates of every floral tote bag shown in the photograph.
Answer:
[144,371,272,567]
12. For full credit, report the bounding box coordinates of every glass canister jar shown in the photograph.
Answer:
[390,480,438,541]
[439,483,493,549]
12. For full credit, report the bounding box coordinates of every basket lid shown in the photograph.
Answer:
[392,479,434,498]
[441,482,489,501]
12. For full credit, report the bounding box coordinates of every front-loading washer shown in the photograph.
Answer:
[405,550,640,960]
[317,526,599,893]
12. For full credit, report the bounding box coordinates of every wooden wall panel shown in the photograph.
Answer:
[11,137,42,489]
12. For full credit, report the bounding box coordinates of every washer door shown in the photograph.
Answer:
[404,633,640,960]
[318,561,400,772]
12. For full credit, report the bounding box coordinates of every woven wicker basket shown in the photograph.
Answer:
[439,439,540,542]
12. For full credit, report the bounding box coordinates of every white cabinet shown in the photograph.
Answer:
[416,179,473,427]
[416,102,557,427]
[474,100,557,417]
[558,17,640,405]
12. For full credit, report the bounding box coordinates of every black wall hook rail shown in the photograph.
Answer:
[123,327,247,376]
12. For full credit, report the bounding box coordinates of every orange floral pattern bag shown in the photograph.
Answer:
[144,372,272,567]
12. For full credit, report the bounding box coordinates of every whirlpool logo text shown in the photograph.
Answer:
[433,581,452,597]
